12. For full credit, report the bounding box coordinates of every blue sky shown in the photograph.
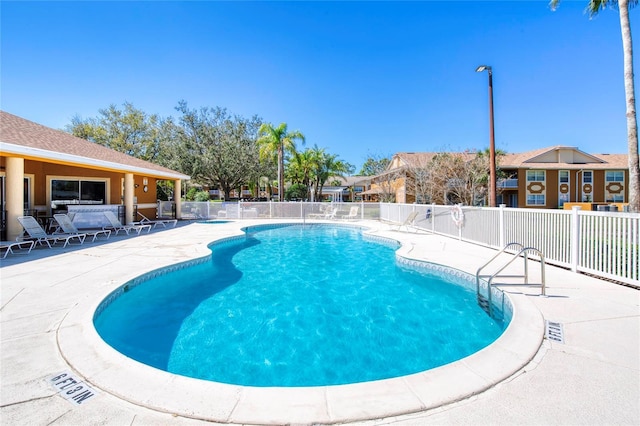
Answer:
[1,1,636,172]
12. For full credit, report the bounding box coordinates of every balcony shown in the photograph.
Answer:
[498,178,518,189]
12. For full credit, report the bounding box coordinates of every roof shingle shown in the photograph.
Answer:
[0,111,188,179]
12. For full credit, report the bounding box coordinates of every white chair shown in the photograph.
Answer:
[102,211,152,235]
[53,214,111,242]
[0,240,35,259]
[394,211,420,232]
[17,216,86,248]
[341,206,359,219]
[308,204,334,219]
[310,207,338,220]
[135,212,177,228]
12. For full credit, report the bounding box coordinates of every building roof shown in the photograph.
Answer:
[0,111,190,180]
[389,146,628,171]
[329,175,372,187]
[499,146,628,170]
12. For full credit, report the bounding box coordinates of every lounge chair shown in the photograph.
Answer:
[17,216,86,248]
[53,214,111,242]
[135,212,177,228]
[341,206,359,219]
[308,205,329,219]
[395,211,420,232]
[309,205,338,220]
[316,207,337,220]
[0,240,35,259]
[102,211,152,235]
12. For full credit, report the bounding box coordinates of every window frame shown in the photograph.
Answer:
[48,176,109,206]
[526,170,545,182]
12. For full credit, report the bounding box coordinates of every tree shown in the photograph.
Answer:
[551,0,639,211]
[359,155,391,176]
[288,148,318,188]
[66,102,163,162]
[409,151,497,205]
[285,183,308,201]
[311,150,353,201]
[257,123,305,202]
[171,102,263,200]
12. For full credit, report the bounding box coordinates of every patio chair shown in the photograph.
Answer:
[135,212,177,228]
[308,204,331,218]
[341,206,359,220]
[0,240,35,259]
[394,211,420,232]
[53,214,111,242]
[308,205,338,219]
[102,211,152,235]
[17,216,86,248]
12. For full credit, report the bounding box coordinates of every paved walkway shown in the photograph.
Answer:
[1,220,638,425]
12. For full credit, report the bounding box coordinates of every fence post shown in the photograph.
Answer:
[499,204,506,248]
[431,203,436,233]
[571,206,581,272]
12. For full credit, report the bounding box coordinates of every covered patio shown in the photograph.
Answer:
[0,111,190,240]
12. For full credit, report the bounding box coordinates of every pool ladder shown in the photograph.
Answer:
[476,242,546,317]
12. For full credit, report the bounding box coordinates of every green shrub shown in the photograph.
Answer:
[194,191,211,202]
[185,187,199,201]
[285,183,308,201]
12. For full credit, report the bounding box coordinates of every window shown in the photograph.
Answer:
[526,170,545,181]
[607,194,625,203]
[606,171,624,182]
[558,193,569,206]
[527,194,545,205]
[581,171,593,202]
[559,170,569,183]
[605,170,625,203]
[51,179,106,203]
[0,176,32,210]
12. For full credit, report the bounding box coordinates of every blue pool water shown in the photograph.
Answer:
[94,224,508,387]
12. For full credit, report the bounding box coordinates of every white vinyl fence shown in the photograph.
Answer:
[380,203,639,287]
[160,200,381,221]
[158,200,639,287]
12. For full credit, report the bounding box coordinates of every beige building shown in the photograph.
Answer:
[371,146,629,208]
[0,111,190,240]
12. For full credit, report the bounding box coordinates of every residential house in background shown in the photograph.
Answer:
[371,146,629,208]
[318,175,372,202]
[499,146,628,208]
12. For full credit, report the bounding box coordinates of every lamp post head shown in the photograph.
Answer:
[476,65,492,73]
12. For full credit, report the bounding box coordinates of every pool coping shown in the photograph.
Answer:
[56,223,544,424]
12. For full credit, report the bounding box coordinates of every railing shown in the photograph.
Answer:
[379,203,639,287]
[497,178,518,188]
[476,243,546,317]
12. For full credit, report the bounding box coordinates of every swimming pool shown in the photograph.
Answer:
[94,224,510,387]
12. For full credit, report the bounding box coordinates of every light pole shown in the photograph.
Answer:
[476,65,497,207]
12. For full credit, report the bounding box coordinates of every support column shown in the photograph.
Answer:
[6,157,25,240]
[174,179,182,219]
[124,173,135,224]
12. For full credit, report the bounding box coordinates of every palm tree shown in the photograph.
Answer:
[257,123,305,202]
[313,151,351,201]
[551,0,639,211]
[288,148,321,199]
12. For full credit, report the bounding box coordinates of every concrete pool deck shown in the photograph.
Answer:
[1,219,638,425]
